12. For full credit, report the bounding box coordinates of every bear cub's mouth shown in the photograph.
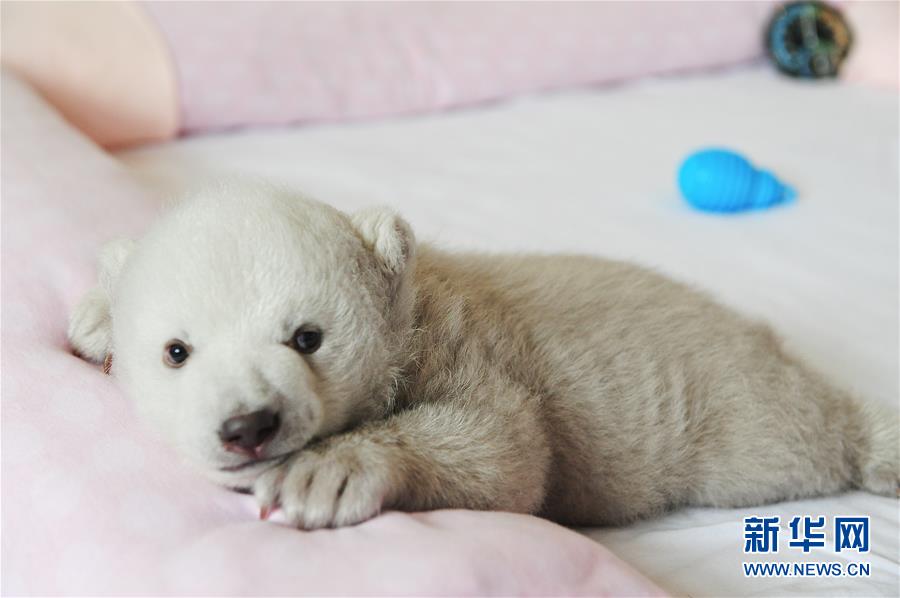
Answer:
[220,452,293,473]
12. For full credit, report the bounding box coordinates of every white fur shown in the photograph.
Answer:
[69,183,899,528]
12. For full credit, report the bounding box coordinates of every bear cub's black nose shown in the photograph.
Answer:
[219,408,281,455]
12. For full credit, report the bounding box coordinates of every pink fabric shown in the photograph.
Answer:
[0,71,665,597]
[842,1,900,90]
[142,1,776,134]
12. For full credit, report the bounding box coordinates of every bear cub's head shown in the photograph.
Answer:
[68,185,417,487]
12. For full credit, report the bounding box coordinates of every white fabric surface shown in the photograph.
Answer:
[118,66,899,597]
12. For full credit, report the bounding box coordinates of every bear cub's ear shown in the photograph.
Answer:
[350,207,416,278]
[68,238,135,364]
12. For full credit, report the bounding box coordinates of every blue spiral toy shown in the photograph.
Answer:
[677,149,795,214]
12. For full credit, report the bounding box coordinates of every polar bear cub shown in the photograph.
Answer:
[68,184,899,529]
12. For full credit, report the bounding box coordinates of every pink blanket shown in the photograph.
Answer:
[0,71,664,596]
[145,1,775,134]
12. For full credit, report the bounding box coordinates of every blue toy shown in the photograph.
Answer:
[677,148,795,213]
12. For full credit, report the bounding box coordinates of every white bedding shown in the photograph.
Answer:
[118,66,899,597]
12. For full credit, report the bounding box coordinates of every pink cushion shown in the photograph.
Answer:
[842,1,900,89]
[0,71,665,597]
[143,1,777,134]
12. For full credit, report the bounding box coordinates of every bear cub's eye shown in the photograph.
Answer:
[291,326,323,354]
[163,340,190,368]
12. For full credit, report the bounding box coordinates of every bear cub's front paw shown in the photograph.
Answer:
[254,440,395,530]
